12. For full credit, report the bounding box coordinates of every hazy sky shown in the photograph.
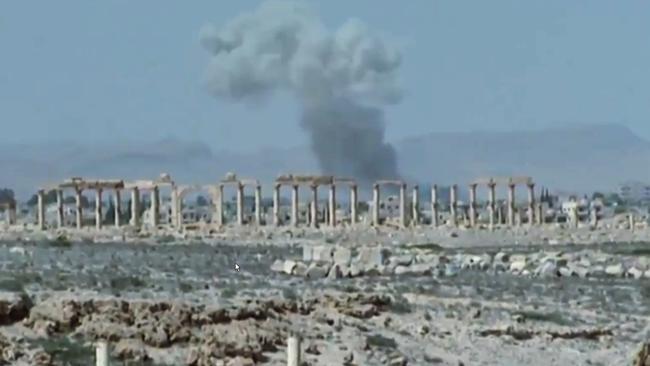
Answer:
[1,1,649,152]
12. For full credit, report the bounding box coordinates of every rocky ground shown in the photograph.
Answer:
[0,220,649,365]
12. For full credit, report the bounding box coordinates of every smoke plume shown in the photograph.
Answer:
[200,0,402,183]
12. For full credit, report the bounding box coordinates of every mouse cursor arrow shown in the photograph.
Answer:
[234,263,240,272]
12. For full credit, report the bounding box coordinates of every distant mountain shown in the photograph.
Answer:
[0,124,648,199]
[395,124,650,192]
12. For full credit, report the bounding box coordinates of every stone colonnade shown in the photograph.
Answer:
[40,179,125,230]
[434,176,538,229]
[212,178,262,226]
[39,175,175,230]
[28,174,547,231]
[372,180,408,227]
[273,175,358,228]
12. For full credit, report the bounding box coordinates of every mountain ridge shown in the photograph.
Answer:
[1,124,647,199]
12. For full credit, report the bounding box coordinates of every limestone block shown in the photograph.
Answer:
[312,245,334,262]
[333,247,352,266]
[356,247,386,267]
[605,263,625,277]
[305,262,330,279]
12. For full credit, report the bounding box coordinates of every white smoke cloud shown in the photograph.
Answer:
[200,0,403,182]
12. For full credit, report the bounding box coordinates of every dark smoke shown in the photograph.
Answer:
[200,0,403,183]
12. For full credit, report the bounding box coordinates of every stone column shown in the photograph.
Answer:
[449,184,458,227]
[75,188,83,229]
[527,183,535,226]
[468,184,477,227]
[399,183,407,227]
[37,189,45,230]
[507,183,516,226]
[411,185,420,226]
[95,188,103,230]
[590,206,598,227]
[150,186,159,227]
[536,202,544,225]
[215,184,223,226]
[488,183,496,229]
[236,183,244,226]
[291,184,299,227]
[131,187,140,227]
[114,189,121,228]
[350,184,358,225]
[56,189,64,228]
[571,207,579,229]
[431,184,439,227]
[254,184,262,225]
[273,184,280,226]
[169,187,177,228]
[328,184,336,227]
[309,184,318,228]
[372,183,380,226]
[7,204,16,225]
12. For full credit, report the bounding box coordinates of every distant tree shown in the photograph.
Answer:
[357,201,369,213]
[604,193,623,207]
[104,198,115,225]
[591,192,605,200]
[27,190,58,206]
[0,188,15,204]
[63,195,90,208]
[196,195,209,207]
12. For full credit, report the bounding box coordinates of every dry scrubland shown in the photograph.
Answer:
[0,220,649,365]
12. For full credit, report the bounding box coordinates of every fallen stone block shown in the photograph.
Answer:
[394,263,432,276]
[333,247,352,265]
[305,262,330,279]
[312,245,334,262]
[302,244,313,262]
[356,247,386,267]
[605,263,625,277]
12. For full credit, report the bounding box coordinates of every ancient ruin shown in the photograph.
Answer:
[7,173,629,233]
[0,201,16,226]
